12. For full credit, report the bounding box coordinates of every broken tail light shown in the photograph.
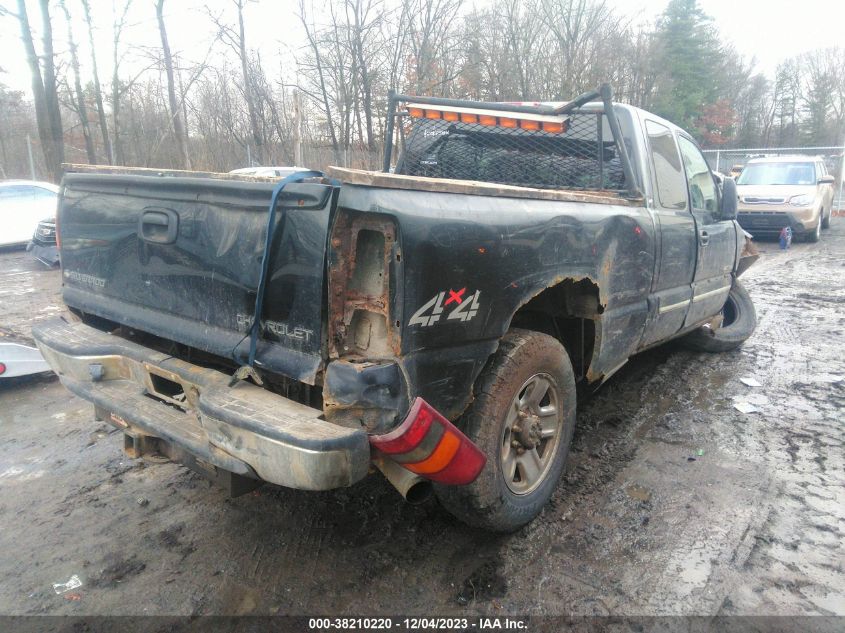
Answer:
[370,398,486,485]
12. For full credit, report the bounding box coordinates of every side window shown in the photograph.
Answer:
[677,135,718,217]
[645,120,687,210]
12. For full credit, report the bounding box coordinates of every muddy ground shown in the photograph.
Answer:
[0,224,842,620]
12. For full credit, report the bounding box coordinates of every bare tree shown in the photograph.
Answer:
[156,0,191,169]
[402,0,464,96]
[503,0,545,100]
[39,0,65,173]
[344,0,383,150]
[81,0,113,164]
[111,0,133,165]
[298,0,341,160]
[2,0,843,179]
[9,0,62,180]
[540,0,622,97]
[208,0,264,164]
[60,0,96,163]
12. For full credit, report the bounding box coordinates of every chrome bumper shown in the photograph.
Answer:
[32,318,371,490]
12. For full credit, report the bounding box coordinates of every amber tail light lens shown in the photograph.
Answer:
[370,398,486,485]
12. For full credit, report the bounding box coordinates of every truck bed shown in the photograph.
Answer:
[62,163,285,182]
[326,167,642,206]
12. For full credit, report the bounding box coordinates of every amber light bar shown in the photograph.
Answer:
[406,105,569,134]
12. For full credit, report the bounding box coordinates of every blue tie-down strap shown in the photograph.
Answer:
[230,170,324,386]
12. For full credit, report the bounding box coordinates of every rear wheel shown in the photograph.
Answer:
[434,329,576,532]
[683,280,756,353]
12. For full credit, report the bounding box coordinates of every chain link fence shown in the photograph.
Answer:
[703,146,845,211]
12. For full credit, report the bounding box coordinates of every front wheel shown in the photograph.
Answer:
[683,280,757,353]
[434,329,576,532]
[821,208,831,230]
[807,216,822,242]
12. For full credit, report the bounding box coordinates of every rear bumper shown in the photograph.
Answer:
[32,318,371,490]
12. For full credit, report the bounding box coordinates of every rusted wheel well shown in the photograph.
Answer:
[509,279,602,381]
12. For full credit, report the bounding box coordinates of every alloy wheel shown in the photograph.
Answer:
[499,373,563,495]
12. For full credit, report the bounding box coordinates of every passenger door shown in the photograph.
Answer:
[676,134,737,327]
[639,119,698,349]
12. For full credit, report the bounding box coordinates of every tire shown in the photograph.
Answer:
[807,216,822,242]
[821,208,831,230]
[683,280,757,353]
[434,329,576,532]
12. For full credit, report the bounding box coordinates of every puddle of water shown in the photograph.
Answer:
[0,466,24,478]
[0,466,45,482]
[626,484,652,502]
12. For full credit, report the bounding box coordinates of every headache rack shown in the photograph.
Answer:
[383,84,641,199]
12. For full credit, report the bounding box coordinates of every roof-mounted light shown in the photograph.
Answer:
[406,103,569,134]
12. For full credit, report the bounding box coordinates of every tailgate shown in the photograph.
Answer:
[58,172,336,384]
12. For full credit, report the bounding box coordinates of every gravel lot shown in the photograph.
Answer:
[0,224,842,621]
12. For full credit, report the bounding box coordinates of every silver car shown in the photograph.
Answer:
[228,166,311,178]
[735,156,835,242]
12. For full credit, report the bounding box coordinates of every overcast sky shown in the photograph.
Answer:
[614,0,844,76]
[0,0,842,98]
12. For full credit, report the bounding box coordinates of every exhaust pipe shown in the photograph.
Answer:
[374,455,433,505]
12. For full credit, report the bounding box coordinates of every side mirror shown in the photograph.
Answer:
[720,176,738,221]
[818,175,835,185]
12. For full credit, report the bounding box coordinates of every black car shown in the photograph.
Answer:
[27,218,60,266]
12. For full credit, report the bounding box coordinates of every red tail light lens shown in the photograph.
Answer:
[0,362,6,375]
[370,398,486,485]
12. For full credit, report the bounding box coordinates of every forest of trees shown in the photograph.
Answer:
[0,0,844,182]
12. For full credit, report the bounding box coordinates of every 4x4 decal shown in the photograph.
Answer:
[408,288,481,327]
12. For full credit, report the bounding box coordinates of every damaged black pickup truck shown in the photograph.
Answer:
[34,85,757,531]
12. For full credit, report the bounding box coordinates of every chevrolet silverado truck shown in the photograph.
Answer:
[33,85,758,531]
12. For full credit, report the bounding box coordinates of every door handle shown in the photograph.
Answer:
[699,230,710,246]
[139,208,179,244]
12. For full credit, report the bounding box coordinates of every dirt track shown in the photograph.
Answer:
[0,224,842,619]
